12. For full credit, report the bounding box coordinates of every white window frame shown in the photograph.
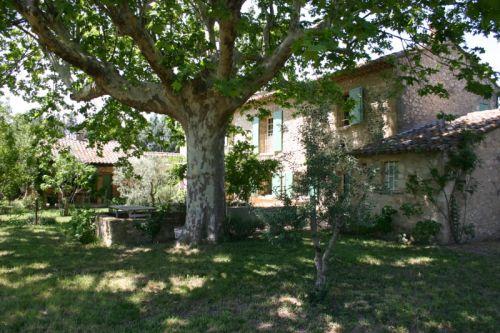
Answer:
[267,117,274,137]
[384,161,398,192]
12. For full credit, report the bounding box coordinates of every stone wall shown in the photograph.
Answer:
[358,151,451,242]
[396,51,498,132]
[461,128,500,241]
[96,214,177,246]
[359,128,500,243]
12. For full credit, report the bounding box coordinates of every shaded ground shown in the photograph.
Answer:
[447,240,500,257]
[0,221,499,332]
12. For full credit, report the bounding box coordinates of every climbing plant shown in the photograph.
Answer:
[406,120,484,243]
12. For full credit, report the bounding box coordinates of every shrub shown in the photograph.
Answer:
[134,209,168,240]
[68,209,97,244]
[373,205,398,233]
[343,205,397,236]
[399,202,423,218]
[259,202,305,244]
[40,217,57,225]
[223,215,262,241]
[412,219,442,245]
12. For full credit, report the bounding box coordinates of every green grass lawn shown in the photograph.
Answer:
[0,219,499,332]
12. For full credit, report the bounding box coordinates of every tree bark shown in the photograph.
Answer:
[181,116,226,245]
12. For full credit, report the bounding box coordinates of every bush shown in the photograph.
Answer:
[344,205,397,236]
[40,217,57,225]
[68,209,97,244]
[134,209,168,240]
[9,199,28,214]
[223,215,262,241]
[412,219,442,245]
[373,205,398,233]
[259,203,305,244]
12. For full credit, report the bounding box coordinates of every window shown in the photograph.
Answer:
[383,161,399,192]
[338,94,351,127]
[337,87,364,127]
[267,118,274,137]
[259,117,274,153]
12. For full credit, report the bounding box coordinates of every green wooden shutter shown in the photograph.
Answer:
[102,174,113,201]
[284,171,293,196]
[273,110,283,152]
[309,186,316,198]
[479,101,489,111]
[252,117,259,153]
[349,86,363,124]
[272,173,281,197]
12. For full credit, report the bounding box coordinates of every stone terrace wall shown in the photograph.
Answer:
[96,214,177,247]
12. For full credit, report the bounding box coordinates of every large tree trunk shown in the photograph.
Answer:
[181,116,226,245]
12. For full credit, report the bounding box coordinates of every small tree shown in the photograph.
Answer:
[225,141,280,204]
[295,104,374,296]
[0,106,21,200]
[42,151,96,216]
[114,155,185,207]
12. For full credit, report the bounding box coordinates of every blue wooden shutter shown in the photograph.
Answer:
[252,117,259,153]
[272,173,281,197]
[273,110,283,152]
[284,171,293,196]
[349,87,363,124]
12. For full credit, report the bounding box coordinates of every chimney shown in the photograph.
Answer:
[75,131,87,141]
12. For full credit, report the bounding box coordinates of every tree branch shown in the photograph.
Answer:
[188,0,217,52]
[102,2,177,92]
[234,1,304,104]
[70,82,106,102]
[12,0,185,122]
[216,1,242,79]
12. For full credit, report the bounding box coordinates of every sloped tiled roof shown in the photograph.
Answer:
[56,138,183,165]
[353,109,500,156]
[55,138,125,165]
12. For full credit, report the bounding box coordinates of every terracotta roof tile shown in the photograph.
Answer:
[353,109,500,156]
[56,138,125,165]
[55,138,183,165]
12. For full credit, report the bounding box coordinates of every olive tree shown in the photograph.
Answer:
[114,155,185,206]
[41,150,96,216]
[0,1,496,244]
[295,103,375,295]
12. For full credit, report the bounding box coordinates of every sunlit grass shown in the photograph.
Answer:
[0,221,499,332]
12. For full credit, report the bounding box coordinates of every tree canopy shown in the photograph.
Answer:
[1,0,497,244]
[1,1,497,123]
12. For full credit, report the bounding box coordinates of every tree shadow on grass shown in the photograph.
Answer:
[0,226,499,332]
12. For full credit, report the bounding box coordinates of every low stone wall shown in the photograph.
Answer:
[96,215,175,247]
[227,206,284,222]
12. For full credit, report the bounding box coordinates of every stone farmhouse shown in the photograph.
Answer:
[231,51,499,243]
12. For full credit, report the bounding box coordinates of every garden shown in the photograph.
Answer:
[1,213,499,332]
